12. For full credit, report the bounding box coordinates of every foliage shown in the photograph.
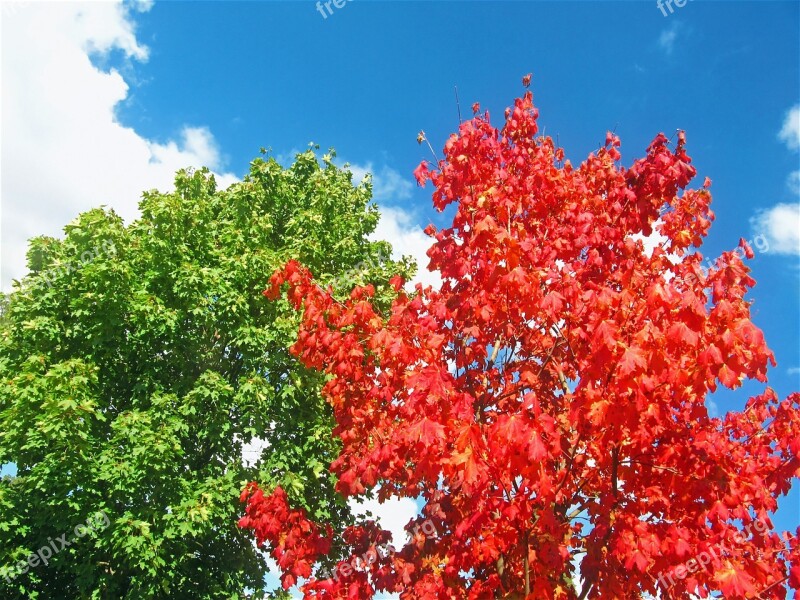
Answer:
[0,149,411,599]
[240,89,800,599]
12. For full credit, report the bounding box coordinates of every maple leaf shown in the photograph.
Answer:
[623,548,649,573]
[450,445,482,490]
[413,161,430,186]
[790,562,800,589]
[718,362,741,388]
[667,321,700,347]
[527,430,548,461]
[410,418,447,446]
[541,291,565,319]
[673,535,692,558]
[592,320,618,352]
[618,345,647,377]
[716,563,757,597]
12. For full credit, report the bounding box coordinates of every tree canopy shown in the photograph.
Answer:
[0,149,411,599]
[240,90,800,599]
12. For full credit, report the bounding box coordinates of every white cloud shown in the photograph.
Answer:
[630,222,681,282]
[747,107,800,258]
[348,494,419,548]
[631,226,671,258]
[658,22,681,55]
[346,163,439,290]
[788,171,800,195]
[779,105,800,152]
[1,1,237,290]
[346,162,413,202]
[371,205,440,290]
[778,105,800,195]
[751,203,800,256]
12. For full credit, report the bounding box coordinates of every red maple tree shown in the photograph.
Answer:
[239,83,800,599]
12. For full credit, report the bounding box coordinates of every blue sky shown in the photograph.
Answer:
[2,0,799,595]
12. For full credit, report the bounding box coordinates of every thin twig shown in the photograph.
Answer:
[754,575,789,599]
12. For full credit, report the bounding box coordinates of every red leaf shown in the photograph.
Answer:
[618,346,647,377]
[413,161,430,186]
[411,418,447,446]
[716,564,756,597]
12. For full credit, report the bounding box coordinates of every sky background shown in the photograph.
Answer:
[2,0,799,596]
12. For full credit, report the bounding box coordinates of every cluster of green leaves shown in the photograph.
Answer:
[0,149,412,599]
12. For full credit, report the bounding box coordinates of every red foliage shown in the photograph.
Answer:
[239,483,333,590]
[241,84,800,599]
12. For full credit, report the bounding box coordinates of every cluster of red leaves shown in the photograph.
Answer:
[241,84,800,599]
[238,483,333,590]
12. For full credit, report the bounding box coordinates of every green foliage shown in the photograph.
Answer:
[0,149,412,599]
